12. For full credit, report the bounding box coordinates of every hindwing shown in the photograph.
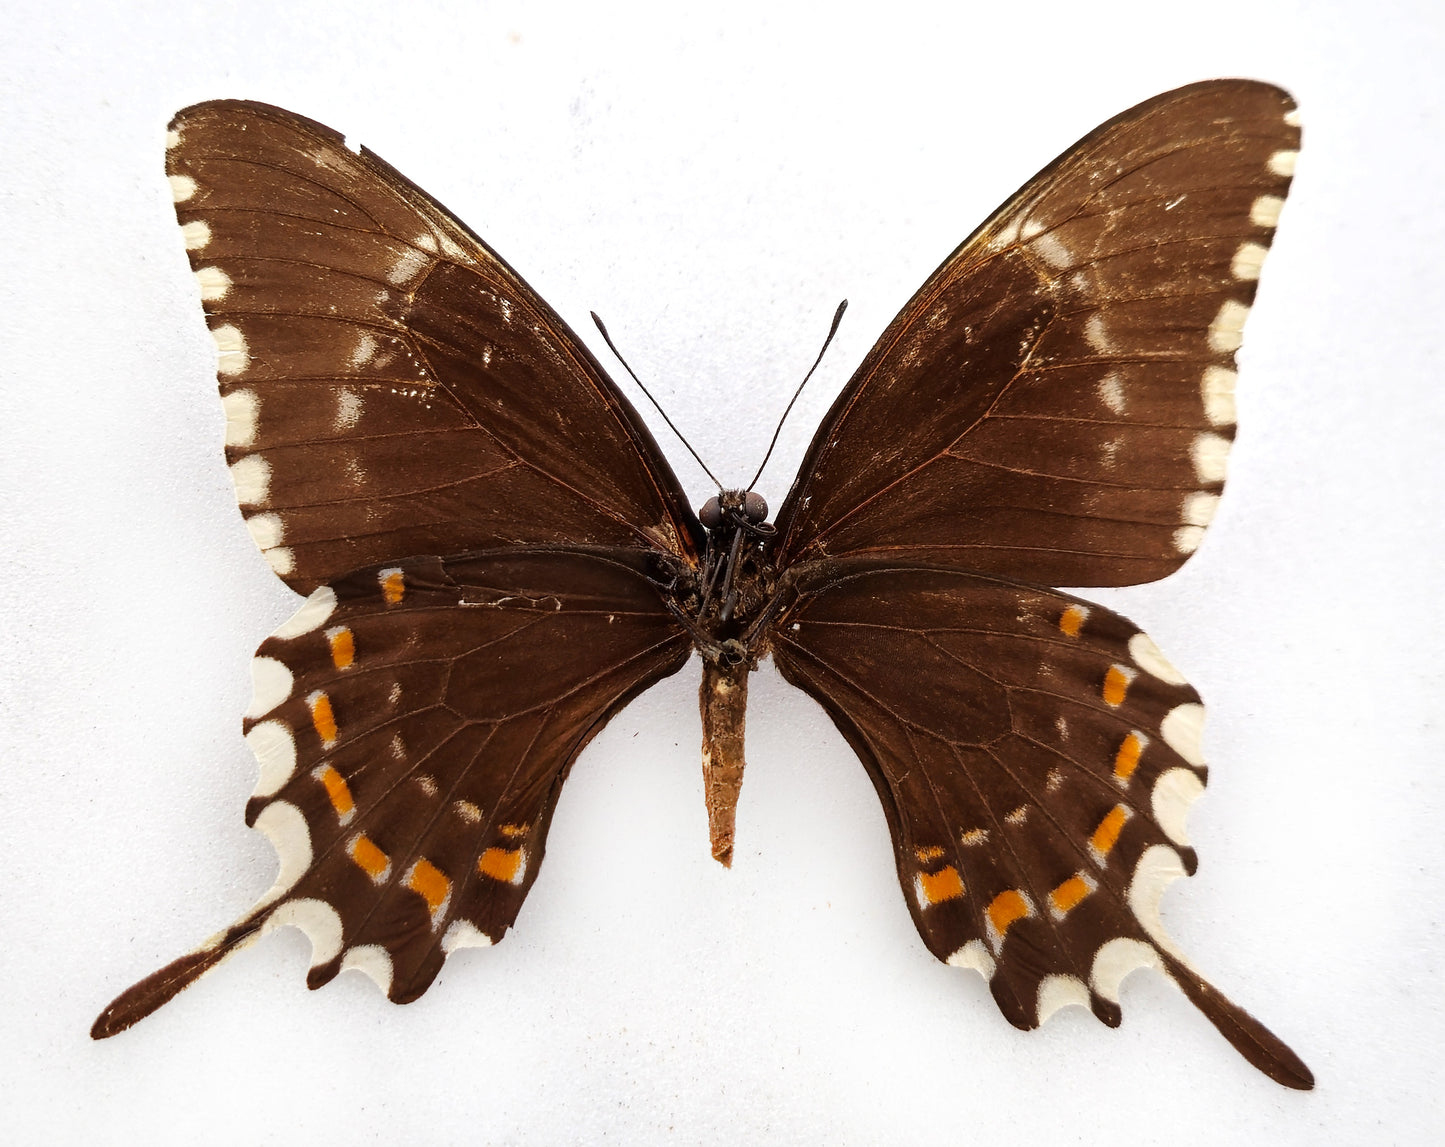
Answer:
[93,548,690,1036]
[772,559,1310,1087]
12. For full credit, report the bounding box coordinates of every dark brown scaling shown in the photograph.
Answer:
[96,82,1312,1091]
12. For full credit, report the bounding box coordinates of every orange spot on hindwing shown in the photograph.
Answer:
[1048,872,1097,919]
[379,567,405,605]
[985,889,1034,951]
[916,865,965,906]
[1059,604,1088,637]
[1089,804,1132,864]
[1102,664,1135,707]
[478,847,526,884]
[406,858,451,918]
[313,765,354,822]
[326,626,354,669]
[308,691,338,745]
[1113,732,1146,784]
[349,834,390,882]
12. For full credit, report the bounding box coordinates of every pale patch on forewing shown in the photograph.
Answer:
[1201,366,1237,427]
[252,802,313,908]
[1097,372,1126,415]
[181,220,211,250]
[1152,767,1205,846]
[1181,491,1220,530]
[263,898,342,965]
[244,655,294,718]
[1173,525,1206,555]
[272,585,338,638]
[194,266,231,302]
[1284,108,1302,128]
[1207,299,1250,353]
[245,512,295,576]
[245,510,284,550]
[263,547,296,576]
[169,174,198,202]
[165,128,181,149]
[1190,433,1230,484]
[946,939,996,980]
[229,455,271,506]
[1230,242,1268,281]
[246,719,298,798]
[1250,195,1284,228]
[334,388,363,430]
[1084,313,1112,352]
[387,246,431,286]
[221,388,259,446]
[986,215,1028,249]
[436,231,468,261]
[211,324,250,376]
[1030,231,1074,269]
[442,919,494,953]
[1036,974,1091,1024]
[340,945,394,993]
[1127,845,1191,963]
[1128,632,1188,685]
[1267,150,1298,177]
[1090,937,1166,1002]
[1160,702,1206,766]
[350,332,378,368]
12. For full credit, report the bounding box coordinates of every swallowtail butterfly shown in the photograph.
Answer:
[94,80,1311,1089]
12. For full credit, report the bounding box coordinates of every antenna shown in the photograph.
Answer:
[591,312,724,490]
[746,299,847,491]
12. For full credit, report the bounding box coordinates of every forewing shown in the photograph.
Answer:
[93,548,690,1035]
[773,80,1299,586]
[166,102,700,594]
[771,559,1311,1088]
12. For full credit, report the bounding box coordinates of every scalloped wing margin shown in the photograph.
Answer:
[771,558,1311,1088]
[93,547,689,1037]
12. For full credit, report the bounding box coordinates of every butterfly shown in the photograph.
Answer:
[93,79,1311,1089]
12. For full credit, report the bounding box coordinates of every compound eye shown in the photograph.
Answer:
[699,496,723,529]
[742,491,768,522]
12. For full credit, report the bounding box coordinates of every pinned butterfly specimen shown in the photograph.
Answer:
[94,80,1311,1089]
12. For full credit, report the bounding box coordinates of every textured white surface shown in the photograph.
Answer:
[2,1,1442,1142]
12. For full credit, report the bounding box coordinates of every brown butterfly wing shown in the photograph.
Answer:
[96,105,705,1035]
[771,559,1311,1089]
[771,80,1299,587]
[93,548,690,1036]
[166,101,701,595]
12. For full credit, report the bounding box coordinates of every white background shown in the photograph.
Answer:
[2,1,1441,1142]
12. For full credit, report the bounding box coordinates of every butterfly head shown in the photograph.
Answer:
[699,489,770,533]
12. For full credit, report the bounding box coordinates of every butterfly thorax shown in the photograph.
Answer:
[691,488,777,656]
